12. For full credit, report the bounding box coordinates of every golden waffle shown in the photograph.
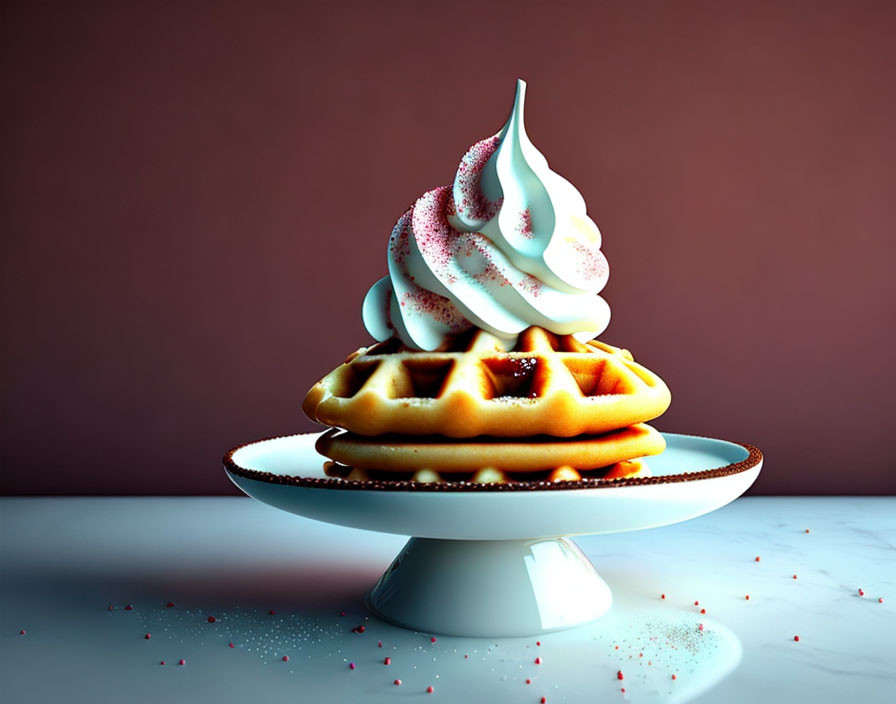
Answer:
[316,423,665,473]
[323,459,652,484]
[303,327,671,438]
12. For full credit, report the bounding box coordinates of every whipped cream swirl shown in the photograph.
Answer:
[362,79,610,350]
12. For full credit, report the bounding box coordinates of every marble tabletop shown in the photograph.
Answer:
[1,497,893,703]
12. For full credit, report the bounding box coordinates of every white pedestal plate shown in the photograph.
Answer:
[224,433,761,637]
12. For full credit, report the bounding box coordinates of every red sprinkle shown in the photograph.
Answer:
[672,674,678,680]
[805,529,810,533]
[124,605,133,611]
[621,689,626,694]
[464,654,469,659]
[541,698,547,704]
[858,589,865,597]
[661,594,666,599]
[377,640,383,647]
[694,600,699,606]
[384,657,392,665]
[755,557,760,562]
[427,686,434,694]
[282,655,289,662]
[430,636,436,643]
[617,670,624,680]
[793,574,798,579]
[394,679,402,686]
[144,633,151,640]
[340,611,345,616]
[18,629,25,635]
[178,659,186,666]
[229,642,234,648]
[614,645,619,650]
[160,660,165,665]
[269,610,276,615]
[794,635,800,641]
[207,616,216,623]
[108,605,114,611]
[352,625,365,633]
[166,601,175,608]
[535,657,542,665]
[536,641,541,646]
[526,679,531,684]
[700,608,706,614]
[349,662,355,670]
[745,595,750,600]
[879,598,884,603]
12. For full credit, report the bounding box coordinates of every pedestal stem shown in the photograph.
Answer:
[365,536,612,637]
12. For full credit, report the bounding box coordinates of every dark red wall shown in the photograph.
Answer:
[2,1,894,495]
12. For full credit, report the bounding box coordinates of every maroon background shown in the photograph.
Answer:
[2,1,894,495]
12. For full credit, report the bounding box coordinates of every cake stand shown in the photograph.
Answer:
[224,432,762,637]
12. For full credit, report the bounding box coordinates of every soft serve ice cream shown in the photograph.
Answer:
[362,79,611,351]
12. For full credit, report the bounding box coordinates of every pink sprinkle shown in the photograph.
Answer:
[430,636,436,643]
[269,610,276,615]
[394,679,402,686]
[349,662,355,670]
[464,654,469,659]
[672,674,678,680]
[166,601,175,608]
[124,605,133,611]
[229,642,234,648]
[160,660,165,665]
[18,629,25,635]
[858,589,865,597]
[384,657,392,665]
[535,657,542,664]
[144,633,151,640]
[698,623,705,631]
[207,616,216,623]
[282,655,289,662]
[427,686,434,694]
[794,635,800,642]
[378,640,383,647]
[617,670,624,680]
[178,659,186,666]
[340,611,345,616]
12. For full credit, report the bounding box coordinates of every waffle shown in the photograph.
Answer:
[316,423,665,473]
[323,459,652,484]
[303,327,671,438]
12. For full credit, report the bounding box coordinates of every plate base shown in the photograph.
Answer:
[365,537,612,637]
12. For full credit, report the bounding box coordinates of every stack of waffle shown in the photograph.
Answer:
[302,326,671,484]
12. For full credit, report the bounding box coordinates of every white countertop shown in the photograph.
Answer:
[1,497,893,703]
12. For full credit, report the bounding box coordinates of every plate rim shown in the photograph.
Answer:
[223,432,762,493]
